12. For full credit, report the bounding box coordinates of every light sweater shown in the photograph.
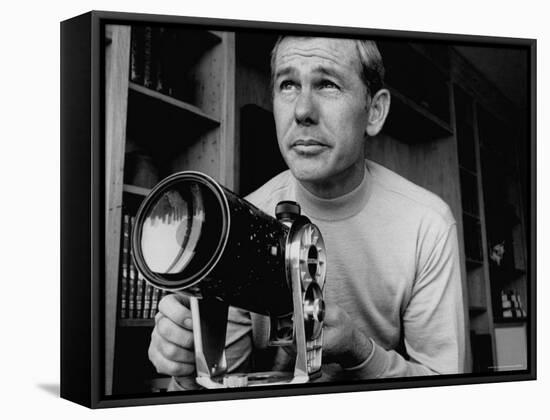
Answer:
[170,159,465,389]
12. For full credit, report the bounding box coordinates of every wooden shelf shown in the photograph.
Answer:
[118,318,155,328]
[126,82,221,162]
[466,258,484,269]
[128,82,220,125]
[493,318,527,326]
[122,184,150,213]
[383,86,453,143]
[462,210,480,220]
[123,184,151,197]
[459,165,477,177]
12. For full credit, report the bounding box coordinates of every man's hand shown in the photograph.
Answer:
[322,302,373,368]
[148,293,196,377]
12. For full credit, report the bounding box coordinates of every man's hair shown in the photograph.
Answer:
[270,36,385,99]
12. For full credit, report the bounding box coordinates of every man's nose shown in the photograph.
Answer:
[294,89,318,126]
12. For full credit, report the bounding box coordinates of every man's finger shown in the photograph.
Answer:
[156,315,195,348]
[149,345,195,377]
[158,293,193,329]
[152,329,196,363]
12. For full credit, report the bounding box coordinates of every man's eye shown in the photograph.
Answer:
[319,80,339,90]
[279,80,297,91]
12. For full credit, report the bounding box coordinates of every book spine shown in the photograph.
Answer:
[143,26,154,89]
[128,216,137,318]
[153,27,165,93]
[150,287,160,319]
[501,290,527,320]
[132,214,143,319]
[502,309,514,319]
[510,292,518,307]
[119,213,130,319]
[128,261,136,318]
[136,269,144,319]
[130,26,145,84]
[143,281,152,319]
[164,28,177,97]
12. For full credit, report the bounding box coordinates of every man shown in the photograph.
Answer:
[148,36,465,388]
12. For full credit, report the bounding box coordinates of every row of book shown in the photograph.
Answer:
[500,290,527,319]
[130,26,197,103]
[119,211,169,320]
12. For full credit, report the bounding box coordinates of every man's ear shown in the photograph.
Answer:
[366,88,391,137]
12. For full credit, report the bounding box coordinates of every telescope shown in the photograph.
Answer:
[131,171,327,388]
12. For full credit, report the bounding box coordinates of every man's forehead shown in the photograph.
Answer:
[274,37,361,73]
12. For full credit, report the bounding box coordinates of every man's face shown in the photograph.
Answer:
[272,37,369,186]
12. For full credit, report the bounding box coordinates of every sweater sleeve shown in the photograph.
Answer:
[342,223,466,379]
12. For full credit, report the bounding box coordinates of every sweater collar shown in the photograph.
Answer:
[293,161,373,221]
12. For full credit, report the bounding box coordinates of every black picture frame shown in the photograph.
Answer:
[60,10,536,408]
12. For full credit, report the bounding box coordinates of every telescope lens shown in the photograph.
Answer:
[137,179,226,288]
[141,182,204,274]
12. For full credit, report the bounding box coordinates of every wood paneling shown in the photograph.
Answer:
[104,24,131,396]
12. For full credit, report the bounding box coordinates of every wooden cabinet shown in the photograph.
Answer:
[104,24,235,395]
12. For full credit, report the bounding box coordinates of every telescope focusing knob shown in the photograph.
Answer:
[303,282,325,340]
[276,200,301,222]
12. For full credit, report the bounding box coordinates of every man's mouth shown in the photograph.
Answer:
[291,139,329,155]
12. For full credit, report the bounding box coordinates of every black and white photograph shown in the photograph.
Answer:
[34,1,546,415]
[4,0,550,417]
[92,13,535,402]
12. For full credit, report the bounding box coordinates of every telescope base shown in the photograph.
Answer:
[196,369,321,389]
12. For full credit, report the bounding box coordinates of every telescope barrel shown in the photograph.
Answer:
[132,171,294,317]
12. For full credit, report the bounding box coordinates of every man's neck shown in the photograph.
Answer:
[299,160,366,199]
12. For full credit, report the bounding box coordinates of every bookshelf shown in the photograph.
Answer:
[451,52,528,372]
[452,83,497,369]
[477,105,528,326]
[118,318,155,328]
[366,41,529,373]
[104,24,236,395]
